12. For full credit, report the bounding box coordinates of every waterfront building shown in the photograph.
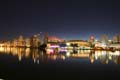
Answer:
[47,36,64,43]
[4,41,11,47]
[25,38,31,48]
[17,35,25,47]
[47,36,65,47]
[30,35,40,48]
[99,34,109,48]
[113,34,120,43]
[43,32,48,44]
[89,35,95,47]
[109,44,120,49]
[13,39,17,47]
[66,40,89,49]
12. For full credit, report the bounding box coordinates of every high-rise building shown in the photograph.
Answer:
[17,35,25,47]
[89,35,95,47]
[13,39,17,47]
[43,32,48,44]
[99,34,109,45]
[98,34,109,47]
[25,38,31,47]
[113,34,120,43]
[30,35,40,48]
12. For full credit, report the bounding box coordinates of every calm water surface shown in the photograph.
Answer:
[0,47,120,80]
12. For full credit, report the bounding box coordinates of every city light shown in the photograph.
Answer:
[0,47,4,52]
[0,44,4,47]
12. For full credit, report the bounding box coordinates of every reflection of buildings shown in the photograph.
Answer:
[31,49,40,63]
[1,46,120,64]
[0,47,28,61]
[94,51,109,64]
[17,48,25,61]
[109,51,120,64]
[94,51,120,64]
[112,55,120,64]
[89,50,95,63]
[0,47,66,62]
[47,54,65,60]
[69,53,89,58]
[66,50,90,58]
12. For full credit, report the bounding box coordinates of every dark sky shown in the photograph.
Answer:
[0,0,120,40]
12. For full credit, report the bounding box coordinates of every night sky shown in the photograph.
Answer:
[0,0,120,40]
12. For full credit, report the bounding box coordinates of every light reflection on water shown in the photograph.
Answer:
[0,47,120,64]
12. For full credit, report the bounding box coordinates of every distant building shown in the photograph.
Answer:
[6,41,11,47]
[13,39,17,47]
[89,35,95,47]
[30,35,40,48]
[43,32,48,44]
[113,34,120,43]
[66,40,89,49]
[99,34,109,47]
[109,44,120,48]
[95,41,101,47]
[17,35,25,47]
[25,38,31,47]
[47,36,64,43]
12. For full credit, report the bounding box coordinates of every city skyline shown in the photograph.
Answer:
[1,1,120,80]
[0,0,120,40]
